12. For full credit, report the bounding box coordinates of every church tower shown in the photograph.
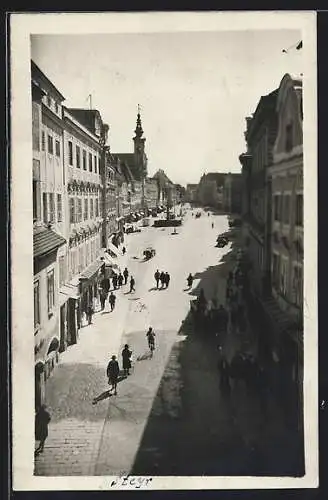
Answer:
[133,105,147,179]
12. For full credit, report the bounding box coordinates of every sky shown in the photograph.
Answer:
[31,30,302,185]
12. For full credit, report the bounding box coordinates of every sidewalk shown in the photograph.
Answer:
[34,279,134,475]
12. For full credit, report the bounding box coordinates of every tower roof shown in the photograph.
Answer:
[134,106,144,138]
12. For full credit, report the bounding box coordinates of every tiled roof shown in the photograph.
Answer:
[33,225,66,259]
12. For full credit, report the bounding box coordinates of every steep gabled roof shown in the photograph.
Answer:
[34,225,66,259]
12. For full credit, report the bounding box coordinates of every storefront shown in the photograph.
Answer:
[59,283,80,352]
[78,259,104,318]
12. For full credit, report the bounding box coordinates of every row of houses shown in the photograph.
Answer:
[185,172,243,215]
[31,60,182,411]
[239,73,303,425]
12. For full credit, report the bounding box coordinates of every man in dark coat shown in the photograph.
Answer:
[130,276,135,293]
[99,290,106,311]
[123,267,129,285]
[154,269,160,288]
[35,405,51,454]
[112,273,118,290]
[159,271,165,288]
[118,273,124,287]
[122,344,132,376]
[164,272,170,288]
[109,292,116,311]
[107,355,120,395]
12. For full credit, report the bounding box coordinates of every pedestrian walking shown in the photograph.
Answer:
[86,303,94,325]
[106,355,120,395]
[130,276,135,293]
[109,292,116,311]
[122,246,126,255]
[118,273,124,287]
[159,271,165,288]
[35,405,51,455]
[112,273,118,290]
[123,267,129,285]
[146,327,156,354]
[122,344,132,376]
[211,222,214,228]
[100,276,110,294]
[154,269,160,288]
[164,272,170,288]
[100,290,106,311]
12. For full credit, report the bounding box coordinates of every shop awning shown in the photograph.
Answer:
[79,260,103,281]
[107,241,120,257]
[59,284,80,306]
[101,252,120,270]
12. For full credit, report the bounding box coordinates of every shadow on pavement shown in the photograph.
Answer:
[44,363,130,422]
[131,236,304,477]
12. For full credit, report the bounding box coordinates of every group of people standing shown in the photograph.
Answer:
[97,267,136,312]
[154,269,171,289]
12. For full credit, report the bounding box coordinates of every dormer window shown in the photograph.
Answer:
[285,123,293,152]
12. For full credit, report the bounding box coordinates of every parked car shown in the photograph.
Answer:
[143,247,156,260]
[216,236,229,248]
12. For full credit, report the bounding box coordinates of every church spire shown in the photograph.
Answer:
[134,104,144,138]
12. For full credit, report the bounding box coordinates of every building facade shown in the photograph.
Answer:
[32,62,67,411]
[185,183,198,204]
[267,74,303,404]
[145,177,159,209]
[239,89,278,298]
[63,108,106,332]
[223,173,243,214]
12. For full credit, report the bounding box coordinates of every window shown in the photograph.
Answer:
[70,197,75,223]
[76,146,81,168]
[57,194,62,222]
[32,103,40,151]
[84,198,88,221]
[292,265,303,307]
[90,198,94,219]
[283,194,290,224]
[47,95,52,107]
[43,193,48,223]
[94,155,97,173]
[98,157,101,173]
[41,131,45,151]
[55,102,59,113]
[34,280,40,331]
[95,198,99,217]
[47,269,55,316]
[49,193,55,223]
[83,150,87,170]
[295,194,303,226]
[55,140,60,157]
[68,141,73,165]
[89,152,93,172]
[47,135,54,154]
[274,194,281,222]
[33,180,41,221]
[78,198,83,222]
[285,123,293,152]
[59,256,65,286]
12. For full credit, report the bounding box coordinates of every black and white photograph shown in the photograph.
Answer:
[10,11,318,490]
